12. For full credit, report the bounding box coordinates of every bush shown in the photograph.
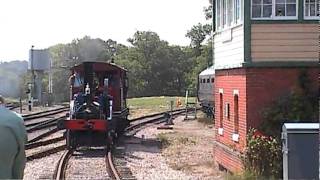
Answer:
[260,70,318,138]
[243,129,282,178]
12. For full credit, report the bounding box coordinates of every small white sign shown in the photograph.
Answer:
[218,128,224,135]
[232,133,239,142]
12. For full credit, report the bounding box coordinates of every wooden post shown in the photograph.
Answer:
[19,98,22,113]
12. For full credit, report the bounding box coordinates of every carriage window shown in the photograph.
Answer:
[251,0,298,19]
[207,79,210,83]
[304,0,319,19]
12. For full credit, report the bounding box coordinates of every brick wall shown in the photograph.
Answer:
[214,68,247,172]
[214,142,243,173]
[246,67,319,128]
[214,67,319,173]
[214,68,247,150]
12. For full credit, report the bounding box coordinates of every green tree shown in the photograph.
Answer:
[117,31,193,97]
[185,23,212,56]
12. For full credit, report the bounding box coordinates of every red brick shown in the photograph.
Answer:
[214,67,319,173]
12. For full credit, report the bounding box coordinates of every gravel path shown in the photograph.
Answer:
[66,148,111,179]
[123,118,197,180]
[123,115,223,180]
[24,151,64,179]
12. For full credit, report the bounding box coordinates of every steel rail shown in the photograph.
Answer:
[129,107,186,122]
[54,149,73,180]
[26,136,64,150]
[106,151,121,180]
[22,106,69,118]
[26,117,65,133]
[25,116,65,128]
[23,108,68,121]
[28,128,60,143]
[26,145,66,162]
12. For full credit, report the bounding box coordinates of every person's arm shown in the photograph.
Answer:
[0,127,18,179]
[11,126,26,179]
[11,115,27,179]
[12,144,26,179]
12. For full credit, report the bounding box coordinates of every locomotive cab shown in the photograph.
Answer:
[58,61,129,149]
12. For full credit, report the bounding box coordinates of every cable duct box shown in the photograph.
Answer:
[282,123,319,180]
[28,49,51,71]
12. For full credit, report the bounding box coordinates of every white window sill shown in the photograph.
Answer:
[218,128,224,135]
[304,16,319,20]
[214,23,243,34]
[232,133,239,142]
[251,17,298,20]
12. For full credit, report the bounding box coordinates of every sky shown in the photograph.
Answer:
[0,0,209,61]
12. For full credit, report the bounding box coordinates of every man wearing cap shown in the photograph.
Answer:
[0,95,27,179]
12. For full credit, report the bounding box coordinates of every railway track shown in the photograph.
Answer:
[28,108,192,179]
[23,107,68,144]
[54,148,116,180]
[23,107,69,121]
[5,102,19,110]
[27,145,66,162]
[26,117,65,133]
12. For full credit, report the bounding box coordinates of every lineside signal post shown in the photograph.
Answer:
[184,90,197,120]
[27,83,32,111]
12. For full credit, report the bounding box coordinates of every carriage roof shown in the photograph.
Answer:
[199,66,215,76]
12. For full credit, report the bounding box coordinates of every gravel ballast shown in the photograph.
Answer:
[24,151,64,179]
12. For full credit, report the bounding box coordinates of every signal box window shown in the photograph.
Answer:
[251,0,298,19]
[216,0,242,31]
[304,0,320,19]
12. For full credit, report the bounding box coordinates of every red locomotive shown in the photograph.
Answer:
[58,61,129,149]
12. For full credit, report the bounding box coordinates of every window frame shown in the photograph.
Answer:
[225,102,230,119]
[219,92,223,128]
[234,94,239,134]
[304,0,320,19]
[215,0,243,31]
[251,0,299,20]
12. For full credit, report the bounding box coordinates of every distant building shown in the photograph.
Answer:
[212,0,318,173]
